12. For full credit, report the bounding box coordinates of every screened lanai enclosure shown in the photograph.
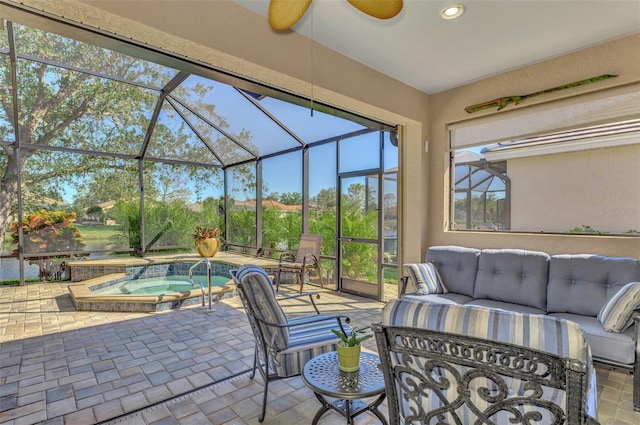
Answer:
[0,15,399,298]
[453,151,509,231]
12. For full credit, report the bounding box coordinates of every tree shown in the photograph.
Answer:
[86,205,104,223]
[342,183,377,214]
[383,193,397,220]
[0,26,165,249]
[0,23,254,255]
[311,187,337,211]
[70,158,142,210]
[278,192,303,205]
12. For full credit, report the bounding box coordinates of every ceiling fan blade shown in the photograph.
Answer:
[269,0,313,30]
[347,0,403,19]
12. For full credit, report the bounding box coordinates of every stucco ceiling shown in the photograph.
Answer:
[233,0,640,94]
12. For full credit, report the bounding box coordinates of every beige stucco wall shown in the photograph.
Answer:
[509,144,640,233]
[430,34,640,257]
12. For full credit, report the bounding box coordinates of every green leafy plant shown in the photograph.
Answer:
[331,327,373,347]
[228,204,257,249]
[193,226,220,241]
[567,225,604,234]
[10,210,85,258]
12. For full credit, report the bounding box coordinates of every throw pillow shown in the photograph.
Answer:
[597,281,640,333]
[403,262,448,295]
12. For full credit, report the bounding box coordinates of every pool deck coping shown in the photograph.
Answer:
[66,251,278,308]
[66,251,282,269]
[67,273,236,305]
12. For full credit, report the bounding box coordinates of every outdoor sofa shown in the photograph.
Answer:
[400,246,640,411]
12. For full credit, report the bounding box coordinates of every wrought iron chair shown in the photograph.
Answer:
[231,264,350,423]
[374,298,600,425]
[276,233,323,293]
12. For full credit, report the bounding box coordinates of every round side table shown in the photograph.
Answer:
[302,351,388,425]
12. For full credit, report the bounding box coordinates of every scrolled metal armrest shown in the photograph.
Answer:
[278,291,321,313]
[253,312,348,329]
[285,313,349,326]
[302,253,318,266]
[279,252,296,263]
[279,291,319,300]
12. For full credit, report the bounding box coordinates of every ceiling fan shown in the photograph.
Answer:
[268,0,403,30]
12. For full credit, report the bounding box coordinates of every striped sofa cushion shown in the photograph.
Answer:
[382,298,596,422]
[403,262,448,295]
[383,298,590,361]
[598,281,640,332]
[235,264,289,350]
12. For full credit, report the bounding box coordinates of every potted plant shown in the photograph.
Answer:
[193,226,221,258]
[331,327,373,372]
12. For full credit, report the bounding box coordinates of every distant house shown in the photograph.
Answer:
[83,200,118,225]
[97,200,116,212]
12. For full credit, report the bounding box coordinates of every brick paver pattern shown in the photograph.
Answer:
[0,282,636,424]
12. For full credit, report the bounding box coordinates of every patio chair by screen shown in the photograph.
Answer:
[276,233,323,293]
[231,264,350,423]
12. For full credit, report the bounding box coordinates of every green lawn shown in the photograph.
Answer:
[0,277,40,286]
[74,223,122,241]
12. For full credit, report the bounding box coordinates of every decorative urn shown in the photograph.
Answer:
[193,227,221,258]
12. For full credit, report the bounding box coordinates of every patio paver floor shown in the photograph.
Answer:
[0,281,637,424]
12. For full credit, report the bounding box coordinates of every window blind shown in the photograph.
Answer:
[449,83,640,149]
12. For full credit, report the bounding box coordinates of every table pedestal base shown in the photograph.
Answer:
[311,392,387,425]
[303,352,388,425]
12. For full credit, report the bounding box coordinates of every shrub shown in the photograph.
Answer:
[11,210,85,258]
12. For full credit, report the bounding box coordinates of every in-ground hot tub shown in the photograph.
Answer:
[68,260,236,312]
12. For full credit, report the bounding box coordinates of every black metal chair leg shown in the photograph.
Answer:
[298,270,304,293]
[250,345,258,379]
[258,369,269,423]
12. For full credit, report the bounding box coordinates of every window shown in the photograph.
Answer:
[261,151,302,254]
[449,87,640,235]
[453,154,508,231]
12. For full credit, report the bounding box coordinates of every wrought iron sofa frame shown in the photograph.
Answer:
[373,322,600,424]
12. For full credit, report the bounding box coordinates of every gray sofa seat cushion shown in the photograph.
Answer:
[473,249,550,311]
[465,299,546,315]
[425,246,480,297]
[547,254,640,316]
[402,292,473,305]
[549,312,635,365]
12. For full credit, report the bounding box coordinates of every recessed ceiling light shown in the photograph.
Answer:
[440,4,465,20]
